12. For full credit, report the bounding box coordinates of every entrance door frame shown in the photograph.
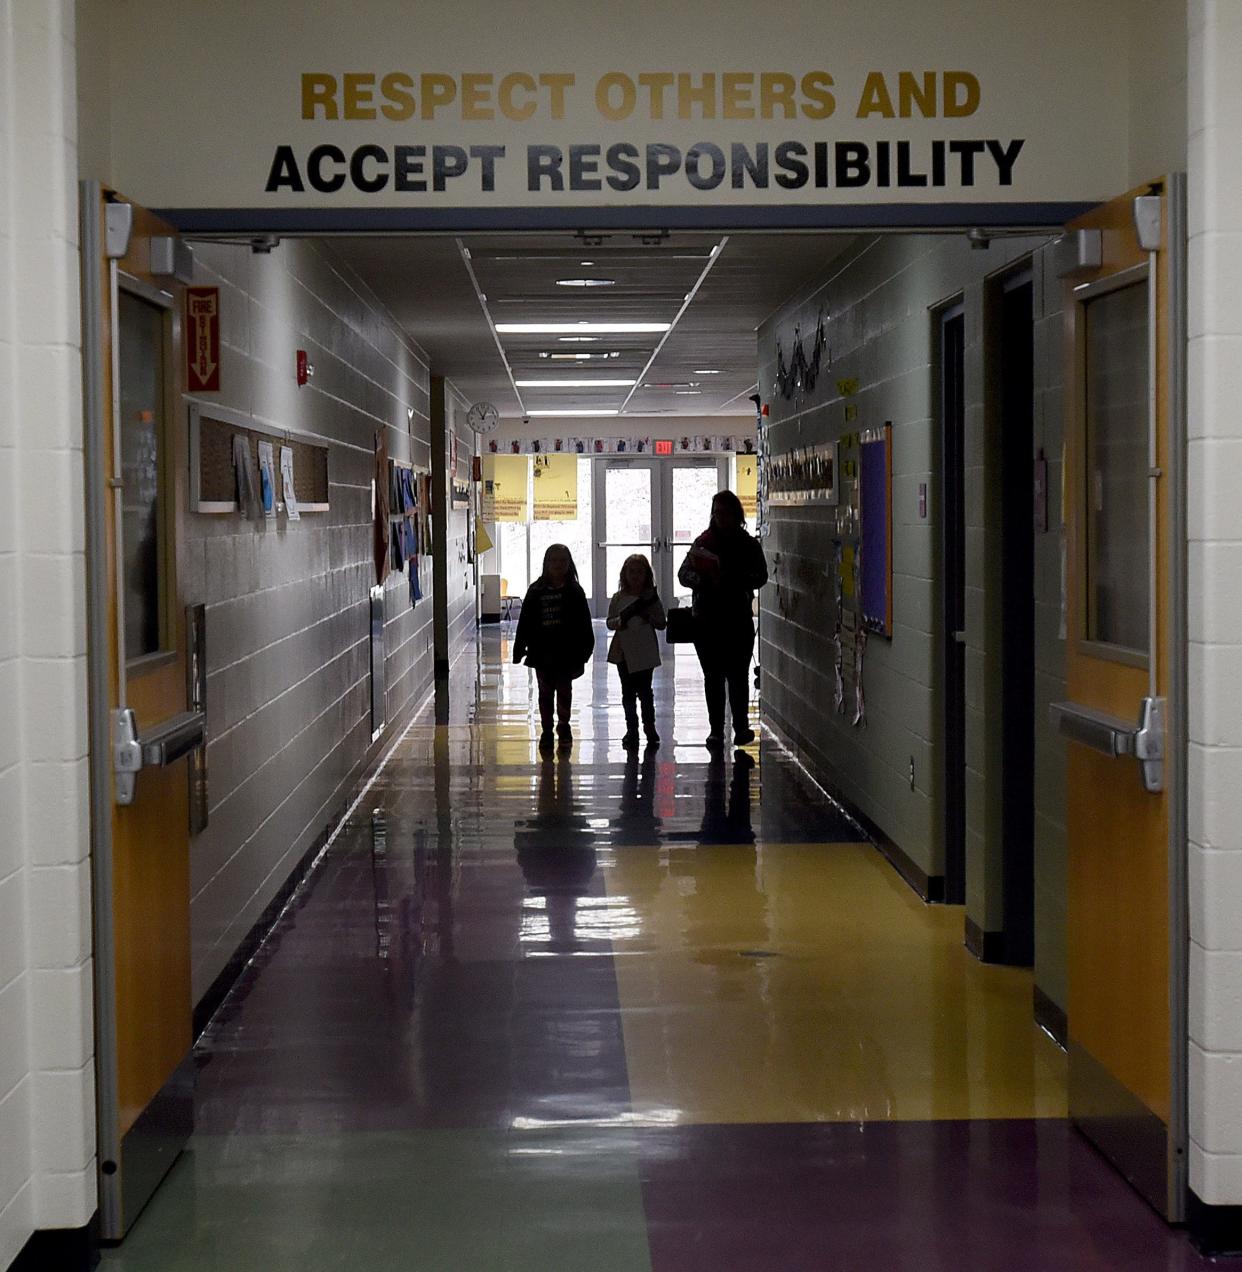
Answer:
[591,453,730,615]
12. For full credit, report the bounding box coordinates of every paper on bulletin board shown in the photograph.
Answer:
[257,440,276,519]
[736,455,758,520]
[280,446,299,520]
[533,454,578,521]
[481,453,529,522]
[840,544,856,599]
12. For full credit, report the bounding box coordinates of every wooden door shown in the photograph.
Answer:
[1057,181,1180,1216]
[83,185,200,1239]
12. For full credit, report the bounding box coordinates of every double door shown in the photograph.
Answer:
[1055,180,1186,1218]
[82,185,202,1238]
[592,457,728,614]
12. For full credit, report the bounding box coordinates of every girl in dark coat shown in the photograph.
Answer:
[677,490,768,749]
[513,544,595,751]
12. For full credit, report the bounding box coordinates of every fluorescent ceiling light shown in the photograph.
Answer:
[556,278,615,287]
[496,322,671,334]
[539,352,622,360]
[527,409,619,417]
[559,336,600,343]
[514,379,636,388]
[695,369,722,374]
[675,390,703,395]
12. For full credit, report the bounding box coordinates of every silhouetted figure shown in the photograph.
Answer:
[678,490,768,749]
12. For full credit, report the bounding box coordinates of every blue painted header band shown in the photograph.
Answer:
[159,201,1092,234]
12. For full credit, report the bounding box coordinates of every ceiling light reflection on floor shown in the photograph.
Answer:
[510,1110,683,1130]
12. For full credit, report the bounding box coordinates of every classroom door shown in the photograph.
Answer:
[1053,181,1183,1217]
[82,185,204,1239]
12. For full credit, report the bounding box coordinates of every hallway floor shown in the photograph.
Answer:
[102,630,1222,1270]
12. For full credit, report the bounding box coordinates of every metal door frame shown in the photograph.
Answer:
[939,301,967,905]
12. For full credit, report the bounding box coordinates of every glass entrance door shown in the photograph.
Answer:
[664,459,727,606]
[593,456,731,613]
[594,459,660,613]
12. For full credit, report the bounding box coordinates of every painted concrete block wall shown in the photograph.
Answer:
[185,240,443,1001]
[1128,0,1189,188]
[758,234,1069,1002]
[1186,0,1242,1209]
[445,393,478,658]
[0,0,97,1263]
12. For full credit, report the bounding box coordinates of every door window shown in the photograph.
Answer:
[604,463,654,594]
[1083,280,1149,655]
[118,290,170,662]
[670,463,721,604]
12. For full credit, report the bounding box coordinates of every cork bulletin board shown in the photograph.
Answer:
[189,401,330,513]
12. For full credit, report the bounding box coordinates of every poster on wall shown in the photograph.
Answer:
[257,440,277,519]
[736,454,758,520]
[533,454,578,521]
[280,445,300,520]
[858,424,893,636]
[481,453,529,521]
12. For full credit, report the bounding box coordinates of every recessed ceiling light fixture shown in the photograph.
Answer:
[514,379,636,388]
[544,351,623,361]
[527,409,619,417]
[496,322,671,334]
[556,278,616,287]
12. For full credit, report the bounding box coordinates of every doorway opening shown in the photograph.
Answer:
[939,302,967,906]
[997,269,1036,966]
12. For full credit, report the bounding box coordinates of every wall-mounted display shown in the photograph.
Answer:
[767,441,838,505]
[774,311,828,400]
[859,423,893,637]
[190,402,329,515]
[485,434,753,457]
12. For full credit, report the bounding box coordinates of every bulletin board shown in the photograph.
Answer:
[189,402,329,513]
[859,423,893,636]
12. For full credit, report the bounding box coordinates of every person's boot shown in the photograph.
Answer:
[622,700,639,750]
[557,720,573,749]
[706,711,725,750]
[641,697,660,747]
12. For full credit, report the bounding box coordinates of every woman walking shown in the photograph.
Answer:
[606,553,666,750]
[678,490,768,749]
[513,544,595,751]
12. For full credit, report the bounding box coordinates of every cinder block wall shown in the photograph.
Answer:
[757,233,1068,1007]
[1186,0,1242,1210]
[186,240,458,1000]
[0,0,98,1262]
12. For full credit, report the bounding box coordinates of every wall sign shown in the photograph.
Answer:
[533,454,578,520]
[106,0,1128,222]
[186,287,220,391]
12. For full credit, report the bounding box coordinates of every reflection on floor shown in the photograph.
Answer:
[101,628,1221,1270]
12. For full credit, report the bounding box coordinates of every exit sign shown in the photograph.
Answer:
[655,439,674,455]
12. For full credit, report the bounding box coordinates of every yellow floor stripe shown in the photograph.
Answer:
[603,840,1067,1124]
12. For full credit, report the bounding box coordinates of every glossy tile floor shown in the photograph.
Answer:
[102,629,1224,1270]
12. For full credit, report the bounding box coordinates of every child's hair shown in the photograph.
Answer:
[618,553,655,593]
[539,542,579,585]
